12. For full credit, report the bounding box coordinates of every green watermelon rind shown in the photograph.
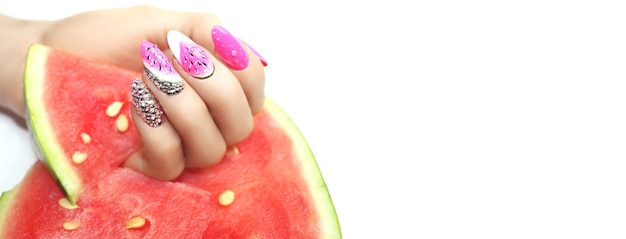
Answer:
[24,44,82,204]
[0,188,17,236]
[263,98,342,238]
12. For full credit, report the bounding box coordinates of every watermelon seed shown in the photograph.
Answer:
[63,220,80,231]
[116,114,129,132]
[80,132,91,144]
[218,190,235,206]
[227,146,239,156]
[126,216,146,229]
[106,101,124,117]
[72,152,88,164]
[58,198,79,210]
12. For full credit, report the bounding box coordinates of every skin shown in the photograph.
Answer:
[0,5,266,181]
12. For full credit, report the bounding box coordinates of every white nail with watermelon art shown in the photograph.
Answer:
[141,41,184,95]
[167,30,214,79]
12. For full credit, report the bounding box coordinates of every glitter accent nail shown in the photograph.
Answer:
[140,41,184,95]
[167,30,214,79]
[131,78,163,127]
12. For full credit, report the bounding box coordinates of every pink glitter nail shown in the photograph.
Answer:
[212,25,249,70]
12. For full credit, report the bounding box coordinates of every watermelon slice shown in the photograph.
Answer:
[0,44,341,238]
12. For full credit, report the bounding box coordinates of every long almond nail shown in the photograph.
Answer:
[167,30,214,79]
[140,42,184,95]
[212,25,249,70]
[131,78,163,127]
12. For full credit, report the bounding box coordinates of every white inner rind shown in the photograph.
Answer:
[23,44,83,203]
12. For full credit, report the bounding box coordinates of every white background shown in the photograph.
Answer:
[2,1,626,238]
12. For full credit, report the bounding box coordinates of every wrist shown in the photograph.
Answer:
[0,15,51,118]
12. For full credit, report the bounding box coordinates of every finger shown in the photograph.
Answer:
[124,78,185,181]
[167,30,253,145]
[209,25,267,113]
[161,12,267,113]
[106,7,266,114]
[140,41,227,168]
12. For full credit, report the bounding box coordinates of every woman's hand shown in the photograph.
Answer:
[0,5,267,180]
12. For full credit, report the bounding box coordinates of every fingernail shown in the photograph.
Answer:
[131,78,164,128]
[239,39,267,67]
[212,25,249,70]
[140,41,184,95]
[167,30,214,79]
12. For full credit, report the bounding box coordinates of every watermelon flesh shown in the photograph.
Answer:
[1,163,213,238]
[23,43,143,202]
[0,44,341,238]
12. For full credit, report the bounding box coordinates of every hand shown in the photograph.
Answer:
[0,5,267,180]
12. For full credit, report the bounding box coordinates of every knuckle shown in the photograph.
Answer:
[186,139,226,168]
[224,116,254,145]
[155,165,184,181]
[144,138,185,178]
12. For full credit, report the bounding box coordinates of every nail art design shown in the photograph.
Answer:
[167,30,214,79]
[212,25,249,70]
[131,78,163,127]
[141,41,184,95]
[240,39,268,67]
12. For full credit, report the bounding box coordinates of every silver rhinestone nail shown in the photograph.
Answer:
[131,78,163,127]
[144,68,184,95]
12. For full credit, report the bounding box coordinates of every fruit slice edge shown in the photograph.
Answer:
[263,98,342,237]
[24,44,82,203]
[0,188,16,235]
